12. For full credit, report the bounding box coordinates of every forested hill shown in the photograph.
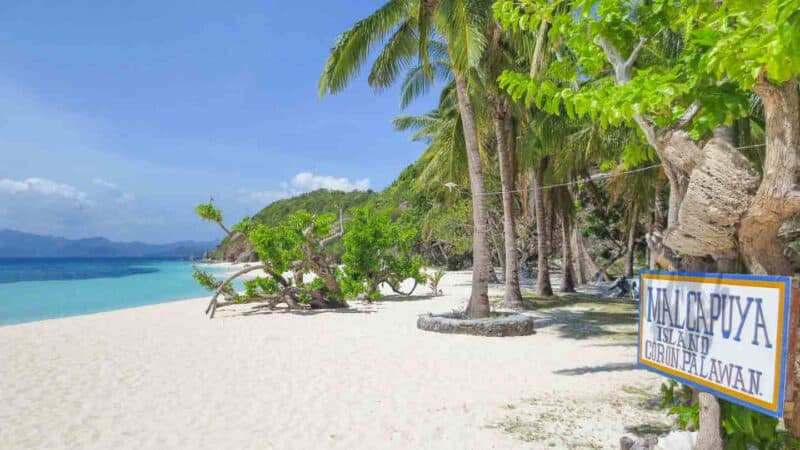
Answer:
[252,189,376,226]
[212,163,427,261]
[213,188,379,260]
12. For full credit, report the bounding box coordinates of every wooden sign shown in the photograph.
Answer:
[638,271,793,417]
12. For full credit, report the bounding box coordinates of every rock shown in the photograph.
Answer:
[620,436,657,450]
[234,249,258,263]
[620,431,696,450]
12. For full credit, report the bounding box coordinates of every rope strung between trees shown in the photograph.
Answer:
[448,143,768,197]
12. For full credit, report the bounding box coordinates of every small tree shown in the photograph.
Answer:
[341,207,426,300]
[199,210,347,317]
[195,202,232,236]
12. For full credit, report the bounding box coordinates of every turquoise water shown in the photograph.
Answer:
[0,258,232,326]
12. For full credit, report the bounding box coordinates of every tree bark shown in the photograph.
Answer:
[531,160,553,296]
[494,102,525,308]
[740,78,800,276]
[571,227,598,284]
[560,211,576,292]
[650,180,666,269]
[696,392,724,450]
[745,77,800,438]
[455,71,491,318]
[625,204,638,277]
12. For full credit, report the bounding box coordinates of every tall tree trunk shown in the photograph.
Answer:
[625,204,638,277]
[455,71,491,318]
[487,213,504,283]
[560,212,576,292]
[746,78,800,436]
[649,180,666,269]
[494,103,524,308]
[531,160,553,296]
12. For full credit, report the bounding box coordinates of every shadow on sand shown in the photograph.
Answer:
[553,362,640,375]
[220,293,437,318]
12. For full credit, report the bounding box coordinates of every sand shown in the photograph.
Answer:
[0,270,669,449]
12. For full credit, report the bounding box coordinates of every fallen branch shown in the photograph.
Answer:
[205,264,269,318]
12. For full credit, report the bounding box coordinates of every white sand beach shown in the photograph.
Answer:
[0,270,668,449]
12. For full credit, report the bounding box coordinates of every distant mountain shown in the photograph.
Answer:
[0,229,218,259]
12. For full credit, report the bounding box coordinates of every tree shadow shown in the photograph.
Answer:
[624,423,672,437]
[534,307,639,341]
[553,362,640,375]
[376,294,436,302]
[590,342,638,348]
[222,304,379,318]
[524,292,633,310]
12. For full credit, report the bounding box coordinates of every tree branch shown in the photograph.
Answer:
[625,36,647,68]
[205,263,269,317]
[596,37,625,70]
[597,36,647,83]
[319,229,343,248]
[674,101,701,129]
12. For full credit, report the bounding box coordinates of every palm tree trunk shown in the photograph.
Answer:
[531,160,553,296]
[560,212,576,292]
[494,104,524,308]
[625,204,638,277]
[454,71,490,318]
[571,227,599,284]
[650,181,665,269]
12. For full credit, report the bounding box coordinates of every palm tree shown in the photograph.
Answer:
[478,22,526,307]
[320,0,494,318]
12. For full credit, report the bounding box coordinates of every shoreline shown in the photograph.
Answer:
[0,270,668,448]
[0,260,238,328]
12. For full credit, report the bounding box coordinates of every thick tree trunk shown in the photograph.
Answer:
[494,104,524,308]
[625,205,637,277]
[560,212,576,292]
[740,78,800,276]
[531,161,553,296]
[746,78,800,437]
[455,71,491,318]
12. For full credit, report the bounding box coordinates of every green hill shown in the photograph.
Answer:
[213,188,378,260]
[253,189,376,226]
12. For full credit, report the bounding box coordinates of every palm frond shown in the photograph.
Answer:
[319,0,413,96]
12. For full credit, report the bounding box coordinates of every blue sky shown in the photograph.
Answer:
[0,1,437,243]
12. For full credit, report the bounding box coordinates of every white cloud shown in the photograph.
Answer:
[237,172,369,206]
[237,189,289,205]
[90,177,135,204]
[0,177,91,205]
[289,172,370,192]
[115,192,135,204]
[91,177,117,189]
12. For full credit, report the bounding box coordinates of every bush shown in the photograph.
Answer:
[341,206,426,299]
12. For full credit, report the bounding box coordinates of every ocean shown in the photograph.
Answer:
[0,258,230,326]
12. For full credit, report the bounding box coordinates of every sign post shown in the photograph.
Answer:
[638,271,794,418]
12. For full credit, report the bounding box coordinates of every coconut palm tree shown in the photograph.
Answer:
[320,0,494,318]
